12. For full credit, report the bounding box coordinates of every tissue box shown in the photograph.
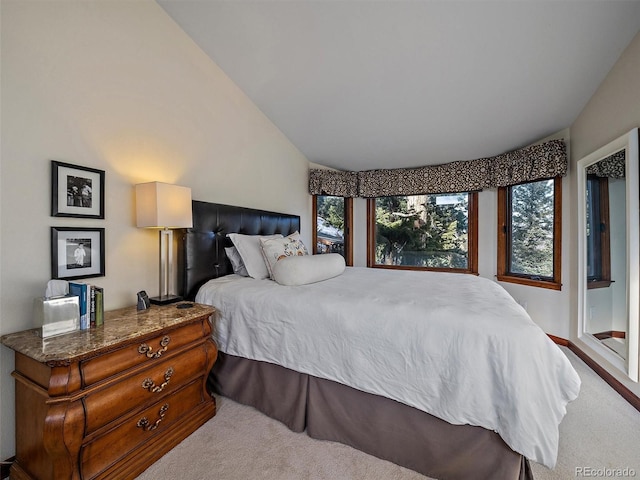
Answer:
[35,295,80,338]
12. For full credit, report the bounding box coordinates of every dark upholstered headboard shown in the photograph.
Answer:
[177,200,301,301]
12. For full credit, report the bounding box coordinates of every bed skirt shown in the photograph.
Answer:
[209,352,533,480]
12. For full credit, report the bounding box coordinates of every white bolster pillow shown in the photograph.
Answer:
[272,253,346,286]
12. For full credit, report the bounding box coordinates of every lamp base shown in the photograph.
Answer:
[150,294,183,306]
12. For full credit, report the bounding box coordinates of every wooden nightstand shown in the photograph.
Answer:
[0,303,217,480]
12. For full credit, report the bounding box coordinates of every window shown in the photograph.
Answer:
[497,177,561,290]
[313,195,353,266]
[586,175,611,289]
[367,192,478,273]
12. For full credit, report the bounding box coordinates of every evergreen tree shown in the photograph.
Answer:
[317,196,345,230]
[375,194,468,268]
[510,180,554,277]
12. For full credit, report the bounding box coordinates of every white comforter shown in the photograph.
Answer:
[196,267,580,468]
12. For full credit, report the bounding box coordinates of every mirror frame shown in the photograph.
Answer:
[577,128,639,382]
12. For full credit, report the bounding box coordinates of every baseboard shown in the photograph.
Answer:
[547,334,569,347]
[548,334,640,412]
[1,457,14,479]
[593,330,626,340]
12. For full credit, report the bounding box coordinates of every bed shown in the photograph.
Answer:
[177,200,581,480]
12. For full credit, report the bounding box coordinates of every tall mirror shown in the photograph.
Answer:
[577,128,639,382]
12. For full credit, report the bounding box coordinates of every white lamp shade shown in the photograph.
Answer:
[135,182,193,229]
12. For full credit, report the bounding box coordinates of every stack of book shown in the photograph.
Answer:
[68,282,104,330]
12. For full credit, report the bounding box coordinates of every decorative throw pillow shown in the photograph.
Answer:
[224,246,249,277]
[272,253,346,286]
[259,231,309,279]
[227,233,283,280]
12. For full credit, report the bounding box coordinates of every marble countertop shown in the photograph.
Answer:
[0,303,215,365]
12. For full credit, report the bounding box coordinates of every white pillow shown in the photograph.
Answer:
[272,253,345,286]
[259,232,309,279]
[224,246,249,277]
[227,233,283,279]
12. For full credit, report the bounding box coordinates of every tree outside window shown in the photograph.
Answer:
[367,192,478,274]
[497,177,562,290]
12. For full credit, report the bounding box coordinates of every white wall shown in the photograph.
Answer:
[0,0,310,459]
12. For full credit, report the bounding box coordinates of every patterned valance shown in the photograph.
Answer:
[309,139,567,197]
[585,150,625,179]
[491,139,567,187]
[357,158,492,197]
[309,169,359,197]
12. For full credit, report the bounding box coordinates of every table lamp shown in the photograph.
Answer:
[135,182,192,305]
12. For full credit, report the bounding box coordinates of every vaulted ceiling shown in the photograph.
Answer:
[158,1,640,171]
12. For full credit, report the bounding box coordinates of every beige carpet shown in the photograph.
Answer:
[136,348,640,480]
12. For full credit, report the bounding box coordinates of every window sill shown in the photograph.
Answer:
[587,280,613,290]
[370,264,478,275]
[496,274,561,291]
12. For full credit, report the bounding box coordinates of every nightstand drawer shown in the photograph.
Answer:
[81,321,206,386]
[81,379,205,480]
[84,344,209,435]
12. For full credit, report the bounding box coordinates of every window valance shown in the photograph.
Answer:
[309,139,567,197]
[585,150,625,178]
[491,139,567,187]
[309,169,359,197]
[357,158,492,197]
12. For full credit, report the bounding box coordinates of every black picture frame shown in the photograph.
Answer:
[51,161,105,219]
[51,227,105,280]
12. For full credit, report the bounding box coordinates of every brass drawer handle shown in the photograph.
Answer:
[138,335,170,358]
[142,367,174,393]
[136,403,169,431]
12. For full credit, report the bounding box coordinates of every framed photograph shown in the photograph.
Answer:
[51,161,105,218]
[51,227,105,280]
